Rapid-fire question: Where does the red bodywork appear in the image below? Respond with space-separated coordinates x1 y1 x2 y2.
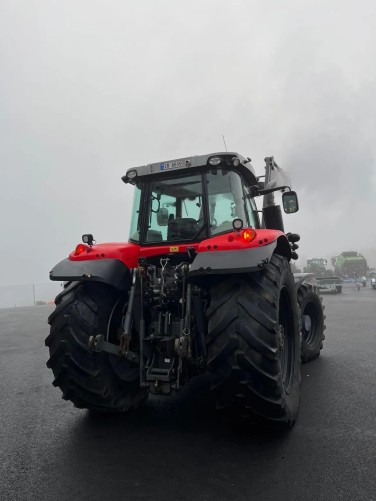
69 229 285 268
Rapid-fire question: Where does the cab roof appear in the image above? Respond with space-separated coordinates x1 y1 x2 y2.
122 152 256 184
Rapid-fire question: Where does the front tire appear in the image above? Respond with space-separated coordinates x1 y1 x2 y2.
297 284 326 363
206 254 301 429
45 282 148 412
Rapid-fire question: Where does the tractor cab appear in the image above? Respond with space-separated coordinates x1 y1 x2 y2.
124 153 271 246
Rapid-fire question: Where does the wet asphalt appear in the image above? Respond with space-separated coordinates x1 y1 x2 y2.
1 283 376 501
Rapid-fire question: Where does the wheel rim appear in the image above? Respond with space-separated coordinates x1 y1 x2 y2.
278 287 295 394
302 302 320 347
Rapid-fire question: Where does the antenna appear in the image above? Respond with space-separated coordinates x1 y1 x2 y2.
222 134 228 152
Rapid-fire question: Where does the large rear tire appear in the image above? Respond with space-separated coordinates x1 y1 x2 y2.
206 254 301 429
297 284 326 363
45 282 148 412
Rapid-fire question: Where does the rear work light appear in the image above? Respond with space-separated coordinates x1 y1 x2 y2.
208 156 222 166
242 228 256 242
127 169 137 179
74 243 88 255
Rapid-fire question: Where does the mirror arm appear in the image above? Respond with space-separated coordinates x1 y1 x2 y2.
251 185 291 197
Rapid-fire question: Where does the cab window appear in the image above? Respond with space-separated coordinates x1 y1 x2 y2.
129 185 142 242
207 170 259 235
146 174 204 243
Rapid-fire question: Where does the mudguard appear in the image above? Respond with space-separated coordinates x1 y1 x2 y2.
293 272 317 289
49 258 131 291
189 241 278 277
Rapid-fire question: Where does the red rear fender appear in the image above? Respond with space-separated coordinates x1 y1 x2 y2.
69 242 140 269
197 228 284 252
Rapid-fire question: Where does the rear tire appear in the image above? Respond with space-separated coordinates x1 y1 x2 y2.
206 254 301 429
45 282 148 412
297 284 326 363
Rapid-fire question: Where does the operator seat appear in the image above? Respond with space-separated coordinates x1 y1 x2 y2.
146 230 163 242
167 218 197 241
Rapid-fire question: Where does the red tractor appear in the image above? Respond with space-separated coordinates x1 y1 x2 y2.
46 153 325 429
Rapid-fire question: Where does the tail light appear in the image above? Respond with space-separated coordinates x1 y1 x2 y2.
242 228 256 242
74 243 88 255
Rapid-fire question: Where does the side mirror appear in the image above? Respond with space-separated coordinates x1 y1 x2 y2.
157 207 169 226
282 191 299 214
151 195 160 213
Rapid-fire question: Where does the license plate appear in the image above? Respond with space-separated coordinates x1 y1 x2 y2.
160 158 191 171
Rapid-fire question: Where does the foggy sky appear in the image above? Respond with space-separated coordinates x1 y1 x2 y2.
1 0 376 288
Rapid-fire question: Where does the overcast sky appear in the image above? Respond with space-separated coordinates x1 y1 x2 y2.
1 0 376 289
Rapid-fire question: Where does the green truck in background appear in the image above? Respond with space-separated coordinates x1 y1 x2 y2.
331 252 368 279
303 258 343 293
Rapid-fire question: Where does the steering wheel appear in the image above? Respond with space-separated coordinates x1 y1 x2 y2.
196 218 217 228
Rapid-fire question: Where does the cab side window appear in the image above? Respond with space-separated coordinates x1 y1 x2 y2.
207 170 259 234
